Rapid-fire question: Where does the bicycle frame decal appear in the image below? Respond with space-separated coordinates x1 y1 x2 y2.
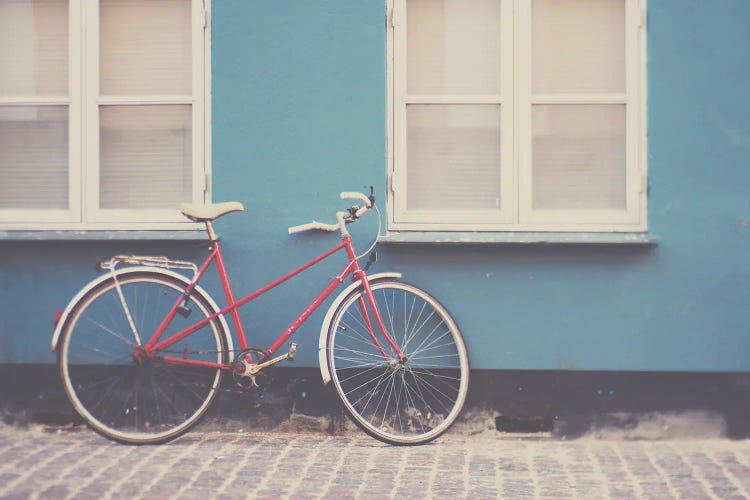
144 236 404 370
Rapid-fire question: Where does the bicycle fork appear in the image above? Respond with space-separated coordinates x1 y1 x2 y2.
355 274 408 364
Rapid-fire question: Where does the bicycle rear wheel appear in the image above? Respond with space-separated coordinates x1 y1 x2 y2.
326 280 469 445
58 271 228 444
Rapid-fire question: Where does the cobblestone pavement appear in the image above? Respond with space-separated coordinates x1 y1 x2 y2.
1 423 749 499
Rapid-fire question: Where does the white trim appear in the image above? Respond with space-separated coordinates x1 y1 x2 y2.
516 0 532 228
202 0 212 204
192 0 206 206
501 0 516 225
0 0 211 231
403 95 504 104
0 0 82 225
96 96 195 104
83 0 99 224
388 221 646 233
519 0 643 228
0 97 71 105
390 0 514 227
0 221 203 231
69 0 83 225
391 0 406 226
86 0 205 225
389 0 648 234
379 231 657 245
386 0 395 231
529 94 629 105
625 0 641 222
639 0 648 227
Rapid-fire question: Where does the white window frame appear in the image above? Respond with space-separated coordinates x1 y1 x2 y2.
0 0 210 231
387 0 648 233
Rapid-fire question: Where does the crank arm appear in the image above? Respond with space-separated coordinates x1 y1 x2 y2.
247 343 297 374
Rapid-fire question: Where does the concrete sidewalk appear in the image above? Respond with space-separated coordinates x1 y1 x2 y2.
1 421 749 499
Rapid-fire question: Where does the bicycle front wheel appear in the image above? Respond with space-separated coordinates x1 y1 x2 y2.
58 271 228 444
326 280 469 445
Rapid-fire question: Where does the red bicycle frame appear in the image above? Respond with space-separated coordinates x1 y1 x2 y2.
135 236 405 370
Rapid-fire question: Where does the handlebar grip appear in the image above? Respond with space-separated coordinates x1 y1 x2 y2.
288 221 340 234
340 191 372 208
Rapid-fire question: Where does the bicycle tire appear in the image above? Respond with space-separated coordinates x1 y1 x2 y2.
326 280 469 445
58 270 228 444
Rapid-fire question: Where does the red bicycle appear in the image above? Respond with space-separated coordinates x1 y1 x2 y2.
51 190 469 445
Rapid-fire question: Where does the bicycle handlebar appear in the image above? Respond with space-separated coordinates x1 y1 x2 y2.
340 191 372 207
287 221 340 234
288 191 374 236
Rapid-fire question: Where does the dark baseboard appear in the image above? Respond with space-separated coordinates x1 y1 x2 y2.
2 364 748 438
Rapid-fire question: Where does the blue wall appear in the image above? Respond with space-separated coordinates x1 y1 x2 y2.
1 0 749 371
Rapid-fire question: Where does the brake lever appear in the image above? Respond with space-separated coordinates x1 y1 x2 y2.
345 206 360 222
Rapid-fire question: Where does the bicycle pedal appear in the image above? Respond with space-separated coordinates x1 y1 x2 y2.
288 343 297 361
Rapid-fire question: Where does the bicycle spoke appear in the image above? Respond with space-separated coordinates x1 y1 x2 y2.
336 363 388 385
410 339 459 358
408 367 462 382
100 376 130 426
88 372 128 418
404 313 441 354
407 370 456 415
380 289 396 345
409 353 462 366
403 302 429 351
400 374 428 434
332 344 387 361
80 316 136 349
404 293 421 337
333 357 386 370
150 374 193 427
328 281 468 445
149 378 164 428
377 372 398 430
340 314 373 342
336 330 389 357
347 368 392 410
394 374 406 433
71 343 131 364
158 367 213 404
60 272 226 443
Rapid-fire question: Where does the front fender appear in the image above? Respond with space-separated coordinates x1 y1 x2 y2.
318 272 401 384
51 267 234 361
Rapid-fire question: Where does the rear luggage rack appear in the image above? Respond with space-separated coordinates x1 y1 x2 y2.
98 254 198 279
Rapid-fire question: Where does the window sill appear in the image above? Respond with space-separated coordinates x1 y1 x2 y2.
378 232 658 245
0 230 208 241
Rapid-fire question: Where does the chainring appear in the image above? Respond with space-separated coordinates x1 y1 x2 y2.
231 348 273 391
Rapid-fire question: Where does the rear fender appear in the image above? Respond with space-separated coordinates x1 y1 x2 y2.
51 267 234 361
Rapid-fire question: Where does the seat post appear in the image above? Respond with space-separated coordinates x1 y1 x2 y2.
205 220 218 241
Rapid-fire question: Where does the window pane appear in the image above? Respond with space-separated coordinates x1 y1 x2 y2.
0 0 68 96
100 0 192 95
0 106 68 209
532 0 625 94
407 0 502 95
532 105 625 210
100 105 191 209
407 105 501 210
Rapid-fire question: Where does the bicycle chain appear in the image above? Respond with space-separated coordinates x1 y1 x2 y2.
158 348 247 356
157 348 273 394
